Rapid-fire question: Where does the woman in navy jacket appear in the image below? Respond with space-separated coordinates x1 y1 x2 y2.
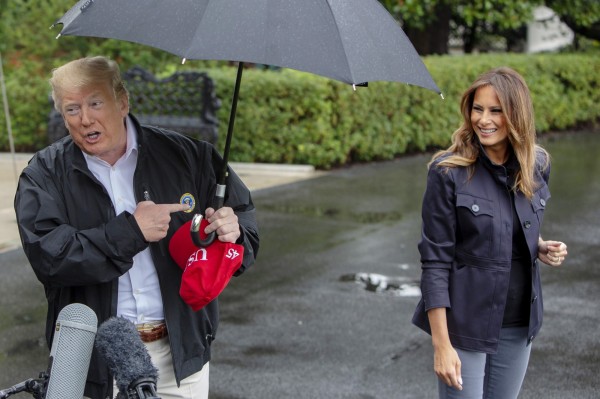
412 67 568 398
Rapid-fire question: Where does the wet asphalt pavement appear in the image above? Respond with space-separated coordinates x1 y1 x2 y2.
1 131 599 398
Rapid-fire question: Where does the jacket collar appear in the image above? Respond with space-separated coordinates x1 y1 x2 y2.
476 138 519 188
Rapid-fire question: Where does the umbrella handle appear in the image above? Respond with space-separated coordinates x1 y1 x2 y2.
190 186 225 247
191 63 242 248
190 214 212 247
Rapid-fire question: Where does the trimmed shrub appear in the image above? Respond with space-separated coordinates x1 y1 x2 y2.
1 53 599 168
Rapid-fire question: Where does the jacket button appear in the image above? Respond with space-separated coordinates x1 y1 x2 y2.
471 204 480 213
523 221 531 229
531 295 538 303
540 199 546 207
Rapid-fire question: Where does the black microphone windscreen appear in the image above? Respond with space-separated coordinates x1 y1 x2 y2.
95 317 159 394
45 303 98 399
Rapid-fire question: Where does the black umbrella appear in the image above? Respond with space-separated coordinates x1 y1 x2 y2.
53 0 442 246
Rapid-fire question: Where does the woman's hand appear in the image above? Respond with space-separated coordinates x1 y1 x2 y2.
427 308 463 390
538 238 568 267
433 342 463 390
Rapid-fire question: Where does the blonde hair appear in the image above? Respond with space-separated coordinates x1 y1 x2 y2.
50 56 128 112
431 67 549 199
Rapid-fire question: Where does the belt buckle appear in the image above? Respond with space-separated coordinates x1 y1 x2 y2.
136 321 167 343
136 321 164 333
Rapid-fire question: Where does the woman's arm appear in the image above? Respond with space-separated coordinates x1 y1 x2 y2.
428 307 463 390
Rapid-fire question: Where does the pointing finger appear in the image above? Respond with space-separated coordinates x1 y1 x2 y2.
164 203 192 213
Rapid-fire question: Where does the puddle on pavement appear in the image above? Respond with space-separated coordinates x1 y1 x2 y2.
261 203 403 224
340 271 421 297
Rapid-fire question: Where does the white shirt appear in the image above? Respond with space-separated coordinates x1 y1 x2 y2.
83 116 164 324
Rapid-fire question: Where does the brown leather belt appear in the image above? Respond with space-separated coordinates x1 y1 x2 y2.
136 322 168 343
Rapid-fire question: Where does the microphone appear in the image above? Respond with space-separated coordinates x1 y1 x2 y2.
95 317 160 399
45 303 98 399
0 303 97 399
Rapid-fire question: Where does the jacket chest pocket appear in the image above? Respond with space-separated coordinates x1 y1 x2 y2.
456 193 495 256
532 185 550 225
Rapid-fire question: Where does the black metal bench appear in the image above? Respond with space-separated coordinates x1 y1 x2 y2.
47 66 221 144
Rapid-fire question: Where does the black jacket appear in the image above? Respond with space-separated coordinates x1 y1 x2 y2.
412 149 550 353
14 115 259 399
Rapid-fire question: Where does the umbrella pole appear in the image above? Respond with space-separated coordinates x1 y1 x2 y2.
191 62 244 248
219 62 244 185
214 61 244 209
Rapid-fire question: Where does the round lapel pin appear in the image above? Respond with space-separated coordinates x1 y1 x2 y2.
180 193 196 213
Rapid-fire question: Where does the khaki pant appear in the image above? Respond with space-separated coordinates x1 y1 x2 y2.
142 336 209 399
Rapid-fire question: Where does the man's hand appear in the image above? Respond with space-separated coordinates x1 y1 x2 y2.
204 207 240 244
134 201 190 242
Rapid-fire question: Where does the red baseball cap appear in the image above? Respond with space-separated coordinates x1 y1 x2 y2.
169 219 244 311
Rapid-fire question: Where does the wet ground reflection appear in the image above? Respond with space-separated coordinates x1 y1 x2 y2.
260 203 404 224
1 130 599 399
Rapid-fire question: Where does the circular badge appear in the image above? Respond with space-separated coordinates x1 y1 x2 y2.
180 193 196 213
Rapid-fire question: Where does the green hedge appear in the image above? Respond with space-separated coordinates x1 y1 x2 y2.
206 53 599 168
1 53 599 168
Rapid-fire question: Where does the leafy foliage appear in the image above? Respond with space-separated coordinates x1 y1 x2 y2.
380 0 599 53
382 0 537 30
545 0 600 28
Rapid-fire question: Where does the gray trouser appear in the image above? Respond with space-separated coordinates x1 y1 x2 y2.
438 327 532 399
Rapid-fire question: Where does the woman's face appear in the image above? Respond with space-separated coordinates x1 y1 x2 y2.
470 85 509 162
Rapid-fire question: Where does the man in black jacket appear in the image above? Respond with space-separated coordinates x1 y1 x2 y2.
14 56 259 399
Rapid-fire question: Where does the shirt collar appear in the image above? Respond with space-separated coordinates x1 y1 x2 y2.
124 115 138 158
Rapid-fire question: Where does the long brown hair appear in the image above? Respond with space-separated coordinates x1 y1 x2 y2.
431 67 548 199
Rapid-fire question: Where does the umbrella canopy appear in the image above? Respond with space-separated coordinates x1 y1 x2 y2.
54 0 440 93
53 0 442 246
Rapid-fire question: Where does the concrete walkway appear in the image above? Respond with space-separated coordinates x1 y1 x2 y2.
0 152 31 253
0 152 323 253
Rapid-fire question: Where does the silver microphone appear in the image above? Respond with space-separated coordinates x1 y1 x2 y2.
45 303 98 399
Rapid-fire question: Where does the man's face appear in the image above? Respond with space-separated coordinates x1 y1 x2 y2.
60 82 129 165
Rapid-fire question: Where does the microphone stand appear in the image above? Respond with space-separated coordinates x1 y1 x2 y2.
0 372 48 399
115 377 160 399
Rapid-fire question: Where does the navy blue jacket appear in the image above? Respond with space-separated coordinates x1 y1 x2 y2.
412 149 550 354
